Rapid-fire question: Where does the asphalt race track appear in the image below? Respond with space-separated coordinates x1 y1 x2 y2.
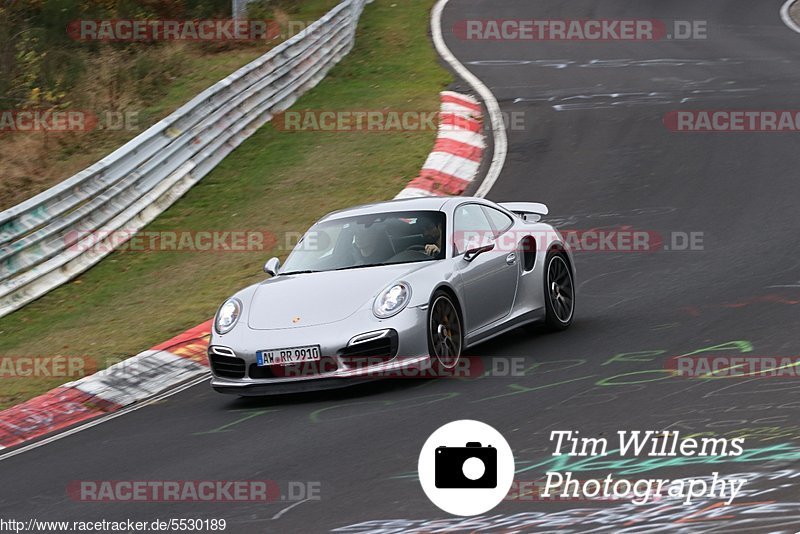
3 1 800 532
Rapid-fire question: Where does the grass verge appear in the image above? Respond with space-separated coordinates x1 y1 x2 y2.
0 0 452 409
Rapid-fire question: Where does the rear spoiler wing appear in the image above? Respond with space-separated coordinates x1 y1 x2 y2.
498 202 549 222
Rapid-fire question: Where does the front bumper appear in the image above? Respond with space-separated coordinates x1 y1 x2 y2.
208 306 432 395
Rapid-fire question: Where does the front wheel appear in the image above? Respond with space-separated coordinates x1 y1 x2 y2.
427 290 463 370
543 250 575 330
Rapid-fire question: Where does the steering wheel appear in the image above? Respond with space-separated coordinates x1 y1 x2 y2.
408 244 427 251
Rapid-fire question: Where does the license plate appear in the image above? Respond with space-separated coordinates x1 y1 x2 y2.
257 345 321 366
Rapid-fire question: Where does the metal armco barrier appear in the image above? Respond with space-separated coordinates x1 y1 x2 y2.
0 0 372 318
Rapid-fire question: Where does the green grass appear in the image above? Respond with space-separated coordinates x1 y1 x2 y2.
0 0 452 409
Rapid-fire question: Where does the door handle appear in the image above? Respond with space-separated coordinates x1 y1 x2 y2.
506 252 517 265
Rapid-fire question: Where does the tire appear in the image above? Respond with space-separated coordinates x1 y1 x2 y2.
427 290 464 371
543 250 575 330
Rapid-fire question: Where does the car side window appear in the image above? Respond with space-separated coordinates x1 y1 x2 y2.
482 206 514 238
454 204 494 255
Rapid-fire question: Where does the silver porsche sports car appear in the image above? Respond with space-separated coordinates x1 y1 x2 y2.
209 196 575 395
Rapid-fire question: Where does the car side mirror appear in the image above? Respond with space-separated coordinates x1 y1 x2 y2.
264 257 281 276
463 243 495 262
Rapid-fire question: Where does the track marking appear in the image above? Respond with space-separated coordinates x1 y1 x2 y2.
0 374 210 462
781 0 800 33
271 497 314 520
431 0 507 197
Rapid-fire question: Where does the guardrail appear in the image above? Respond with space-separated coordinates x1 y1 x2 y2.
0 0 371 318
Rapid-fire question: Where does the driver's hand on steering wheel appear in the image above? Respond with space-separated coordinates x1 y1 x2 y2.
424 244 440 256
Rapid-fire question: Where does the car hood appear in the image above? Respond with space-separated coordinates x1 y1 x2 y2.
246 263 430 330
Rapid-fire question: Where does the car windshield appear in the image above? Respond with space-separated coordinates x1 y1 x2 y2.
280 210 446 274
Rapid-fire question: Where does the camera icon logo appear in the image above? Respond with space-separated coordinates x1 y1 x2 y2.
435 442 497 488
418 420 515 516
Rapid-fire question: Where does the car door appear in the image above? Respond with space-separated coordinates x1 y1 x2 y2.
453 203 518 333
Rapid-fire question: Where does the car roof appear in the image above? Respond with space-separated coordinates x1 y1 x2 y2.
319 196 482 222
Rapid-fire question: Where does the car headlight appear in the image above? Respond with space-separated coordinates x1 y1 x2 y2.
215 298 242 334
373 282 411 319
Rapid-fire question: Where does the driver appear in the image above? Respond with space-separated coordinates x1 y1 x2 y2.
421 219 443 258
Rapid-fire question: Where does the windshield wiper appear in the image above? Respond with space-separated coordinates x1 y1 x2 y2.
286 261 423 274
333 263 394 271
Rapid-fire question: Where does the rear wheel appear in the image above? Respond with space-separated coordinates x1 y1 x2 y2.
544 250 575 330
427 290 463 370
